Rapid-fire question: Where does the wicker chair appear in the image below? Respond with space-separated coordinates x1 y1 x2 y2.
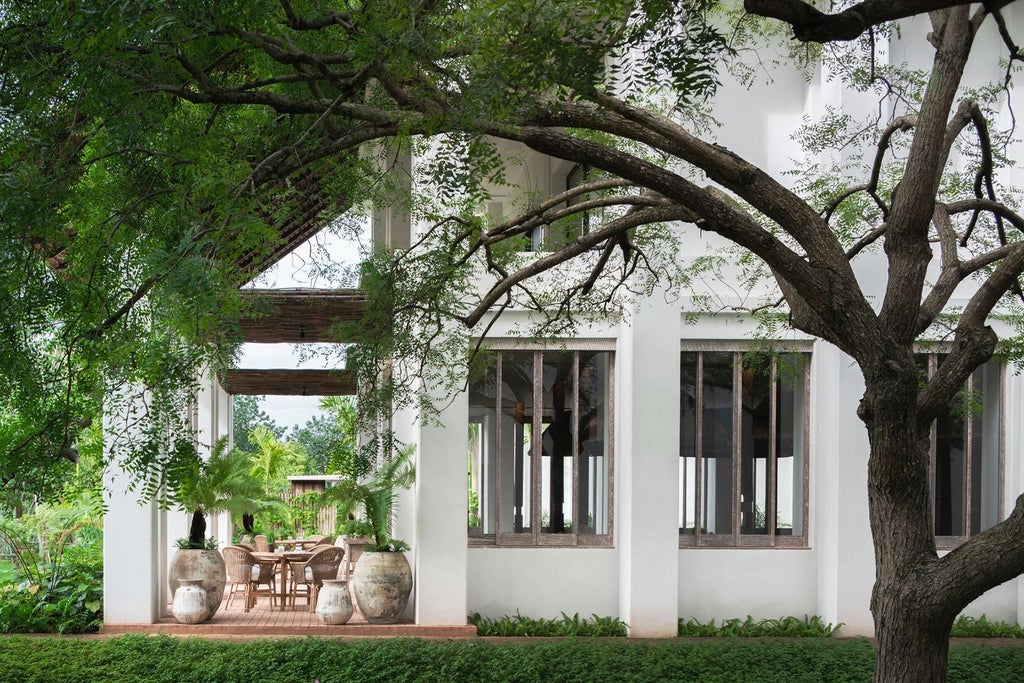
253 534 269 552
223 545 277 612
288 545 344 612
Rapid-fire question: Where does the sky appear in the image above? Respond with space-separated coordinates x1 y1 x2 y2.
236 223 365 431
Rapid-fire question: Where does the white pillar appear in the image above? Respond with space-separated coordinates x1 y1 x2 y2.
194 373 232 545
412 382 470 625
102 392 164 624
618 291 681 637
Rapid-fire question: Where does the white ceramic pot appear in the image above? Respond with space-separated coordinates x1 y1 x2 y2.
172 579 208 625
352 551 412 625
168 549 226 621
316 579 354 625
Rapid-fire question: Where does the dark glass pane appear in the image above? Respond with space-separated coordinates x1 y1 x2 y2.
702 352 734 536
740 355 771 535
775 354 805 535
467 358 497 534
541 352 574 533
971 360 1000 535
578 351 610 535
498 352 534 534
935 356 967 537
680 352 698 534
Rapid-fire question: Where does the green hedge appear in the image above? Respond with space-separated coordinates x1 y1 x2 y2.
0 635 1020 683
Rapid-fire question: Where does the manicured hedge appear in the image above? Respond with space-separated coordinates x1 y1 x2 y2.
0 635 1019 683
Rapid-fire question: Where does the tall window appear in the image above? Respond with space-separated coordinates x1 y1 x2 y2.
917 354 1002 546
679 350 809 547
527 163 594 251
468 349 613 546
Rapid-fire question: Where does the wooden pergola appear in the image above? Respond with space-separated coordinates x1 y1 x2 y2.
220 288 366 397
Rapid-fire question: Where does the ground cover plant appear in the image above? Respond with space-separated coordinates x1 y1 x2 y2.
0 635 1020 683
469 611 628 637
951 615 1024 639
678 615 842 638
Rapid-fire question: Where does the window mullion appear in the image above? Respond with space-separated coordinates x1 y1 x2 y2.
494 353 504 538
732 352 741 546
531 351 542 542
928 354 937 535
571 353 580 539
768 357 778 546
964 370 973 537
695 352 704 545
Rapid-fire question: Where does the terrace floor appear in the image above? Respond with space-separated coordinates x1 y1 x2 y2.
100 583 476 638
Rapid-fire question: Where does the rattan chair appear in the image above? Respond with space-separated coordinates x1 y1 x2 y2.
253 534 269 552
223 545 277 612
288 545 344 612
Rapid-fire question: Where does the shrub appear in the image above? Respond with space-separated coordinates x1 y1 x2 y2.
951 615 1024 638
469 611 628 637
0 522 103 634
678 615 842 638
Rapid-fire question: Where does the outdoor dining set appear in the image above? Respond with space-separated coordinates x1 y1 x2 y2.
221 534 353 613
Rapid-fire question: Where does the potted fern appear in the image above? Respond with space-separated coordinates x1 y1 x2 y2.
165 437 276 621
326 443 415 624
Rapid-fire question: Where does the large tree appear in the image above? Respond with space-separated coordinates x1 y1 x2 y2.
4 1 1024 680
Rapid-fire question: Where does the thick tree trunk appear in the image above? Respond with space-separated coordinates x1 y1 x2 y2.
188 509 207 548
862 359 953 683
873 593 951 682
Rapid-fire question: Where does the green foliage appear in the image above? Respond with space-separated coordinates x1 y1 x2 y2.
677 615 843 638
321 443 415 552
0 518 102 634
246 425 307 496
231 396 283 455
164 437 280 548
469 611 628 637
0 634 1017 682
951 614 1024 638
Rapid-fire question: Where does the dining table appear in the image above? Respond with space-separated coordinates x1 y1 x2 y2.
253 550 313 610
274 538 321 551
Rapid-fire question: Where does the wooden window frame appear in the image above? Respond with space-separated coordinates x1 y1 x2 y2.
679 344 811 549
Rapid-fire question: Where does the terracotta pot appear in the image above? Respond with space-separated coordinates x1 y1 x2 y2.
168 548 226 621
352 551 412 624
316 579 354 625
172 579 208 624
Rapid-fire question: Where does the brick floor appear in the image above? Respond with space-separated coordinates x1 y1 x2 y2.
100 584 476 638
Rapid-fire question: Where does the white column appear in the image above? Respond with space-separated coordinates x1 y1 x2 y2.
813 342 842 630
102 392 164 624
412 380 470 625
194 373 232 545
618 291 681 637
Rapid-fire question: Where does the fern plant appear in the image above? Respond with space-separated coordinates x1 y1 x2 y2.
323 444 415 552
166 437 280 549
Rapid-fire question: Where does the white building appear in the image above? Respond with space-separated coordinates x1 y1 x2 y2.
103 11 1024 637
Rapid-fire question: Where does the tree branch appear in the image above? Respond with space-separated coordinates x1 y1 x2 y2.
744 0 984 43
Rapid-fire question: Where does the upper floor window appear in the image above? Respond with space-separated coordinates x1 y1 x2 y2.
680 349 809 548
468 348 613 546
917 354 1002 547
526 163 595 252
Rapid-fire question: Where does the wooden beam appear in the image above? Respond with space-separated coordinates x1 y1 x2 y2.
236 288 366 343
218 369 357 396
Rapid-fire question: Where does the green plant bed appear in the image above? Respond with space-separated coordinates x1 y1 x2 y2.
0 635 1020 683
678 615 842 638
951 615 1024 638
469 611 628 637
0 560 17 584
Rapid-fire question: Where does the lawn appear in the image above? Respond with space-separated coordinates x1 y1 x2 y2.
0 636 1020 683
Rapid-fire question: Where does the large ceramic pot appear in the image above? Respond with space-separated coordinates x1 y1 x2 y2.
168 548 226 621
352 551 412 624
316 579 354 625
171 578 208 625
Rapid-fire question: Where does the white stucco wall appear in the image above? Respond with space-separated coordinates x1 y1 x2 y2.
467 548 620 618
678 549 819 621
